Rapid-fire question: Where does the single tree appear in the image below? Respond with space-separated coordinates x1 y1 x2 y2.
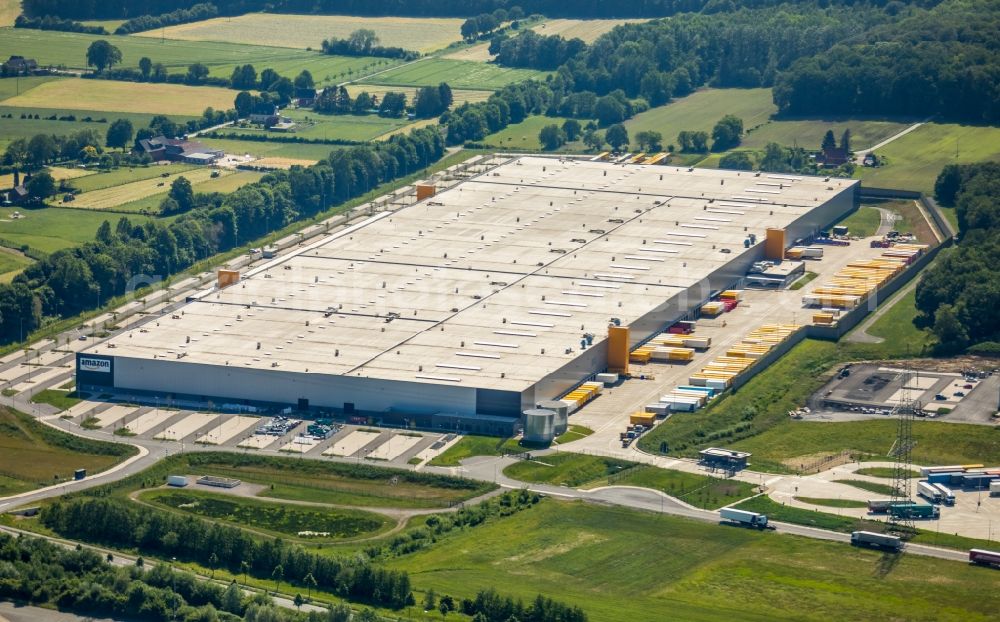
635 130 663 152
605 124 629 151
86 40 122 72
538 124 566 150
821 129 837 151
582 129 604 151
294 70 315 97
719 151 755 171
208 552 219 579
711 115 744 151
304 572 317 599
561 119 582 141
423 588 437 611
168 176 195 213
271 564 284 594
378 92 407 118
138 56 152 80
840 128 852 153
438 83 453 109
240 560 251 586
136 556 145 568
294 593 304 610
105 118 133 152
106 552 114 563
25 171 54 201
186 63 209 85
347 29 379 54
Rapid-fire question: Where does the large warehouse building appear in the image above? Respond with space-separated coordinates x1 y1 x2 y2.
77 156 857 432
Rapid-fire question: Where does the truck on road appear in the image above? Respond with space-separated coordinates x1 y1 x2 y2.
889 502 940 519
969 549 1000 568
851 531 903 552
720 508 774 530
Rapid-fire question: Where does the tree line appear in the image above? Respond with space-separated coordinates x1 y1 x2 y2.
21 0 941 21
0 126 445 344
114 2 219 35
42 496 416 610
14 13 107 34
915 163 1000 354
321 29 418 60
0 530 393 621
773 0 1000 122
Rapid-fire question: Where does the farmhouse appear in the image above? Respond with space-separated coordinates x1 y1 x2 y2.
136 136 223 164
77 156 857 432
1 56 38 76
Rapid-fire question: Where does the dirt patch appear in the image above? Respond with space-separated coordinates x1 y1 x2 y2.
886 356 999 374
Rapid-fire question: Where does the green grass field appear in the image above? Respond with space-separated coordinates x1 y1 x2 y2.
198 137 338 161
624 88 776 145
360 58 547 90
555 425 593 445
0 406 136 496
742 118 911 151
504 453 636 488
856 467 919 478
133 455 497 510
481 114 577 150
230 110 413 142
140 488 392 540
0 27 387 86
795 496 869 508
0 205 158 254
428 435 511 467
0 248 31 283
68 164 199 193
836 206 882 237
29 389 83 411
389 498 1000 622
0 105 195 151
865 288 935 350
141 13 465 54
603 465 756 510
832 479 898 496
856 122 1000 193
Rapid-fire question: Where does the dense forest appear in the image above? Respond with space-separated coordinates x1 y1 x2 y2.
0 126 445 344
21 0 942 21
773 0 1000 121
915 163 1000 354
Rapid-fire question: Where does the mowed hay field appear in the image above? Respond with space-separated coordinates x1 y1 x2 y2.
624 88 777 140
531 18 648 43
0 166 93 190
360 58 547 90
0 248 31 284
4 79 237 116
0 0 18 27
140 13 465 54
742 118 912 151
69 168 229 210
855 122 1000 193
390 499 1000 622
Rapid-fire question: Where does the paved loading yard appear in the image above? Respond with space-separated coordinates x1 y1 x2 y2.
568 231 902 454
819 364 986 416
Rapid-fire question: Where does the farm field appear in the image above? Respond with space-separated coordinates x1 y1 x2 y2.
0 166 93 191
141 13 465 54
4 79 237 116
481 115 578 150
0 76 63 101
0 205 157 253
0 0 17 27
67 164 198 194
140 489 392 540
624 88 777 143
855 122 1000 193
531 18 647 43
0 248 31 283
198 137 338 161
68 168 254 212
0 27 387 84
0 406 135 496
344 84 493 106
741 118 912 151
79 19 127 32
0 105 196 151
390 499 1000 622
360 58 547 90
239 109 413 142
